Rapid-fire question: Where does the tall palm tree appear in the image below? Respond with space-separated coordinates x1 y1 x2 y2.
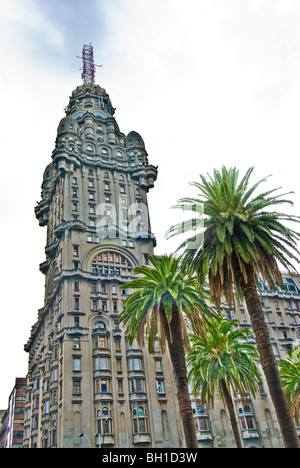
167 166 300 448
119 254 215 448
188 316 262 448
279 347 300 426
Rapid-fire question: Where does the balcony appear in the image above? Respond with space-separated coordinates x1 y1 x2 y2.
241 429 260 440
196 430 213 441
133 433 151 444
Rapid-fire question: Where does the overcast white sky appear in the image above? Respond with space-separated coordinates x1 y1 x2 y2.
0 0 300 408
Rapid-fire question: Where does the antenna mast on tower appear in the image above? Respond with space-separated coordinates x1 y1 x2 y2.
77 43 102 84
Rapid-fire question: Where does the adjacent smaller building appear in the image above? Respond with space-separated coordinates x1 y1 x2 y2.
0 378 27 448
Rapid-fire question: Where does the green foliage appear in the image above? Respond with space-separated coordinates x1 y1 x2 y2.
187 315 262 408
167 166 300 306
279 347 300 424
119 254 215 354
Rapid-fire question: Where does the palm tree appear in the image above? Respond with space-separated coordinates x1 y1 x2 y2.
187 316 262 448
119 254 215 448
279 347 300 426
167 166 300 448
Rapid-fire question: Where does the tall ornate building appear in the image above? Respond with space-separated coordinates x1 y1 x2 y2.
23 45 183 448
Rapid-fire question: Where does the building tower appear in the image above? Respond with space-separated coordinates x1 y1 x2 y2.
23 45 183 448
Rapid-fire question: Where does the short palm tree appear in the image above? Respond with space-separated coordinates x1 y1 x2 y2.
119 254 214 448
279 347 300 425
188 316 262 448
167 166 300 448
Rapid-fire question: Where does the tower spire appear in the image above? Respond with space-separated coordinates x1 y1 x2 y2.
76 43 102 84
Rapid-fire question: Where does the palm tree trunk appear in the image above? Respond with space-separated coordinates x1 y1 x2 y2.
221 378 243 448
165 304 198 448
168 339 198 448
235 262 300 448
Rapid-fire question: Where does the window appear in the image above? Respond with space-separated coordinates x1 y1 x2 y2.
239 406 255 430
44 379 50 392
73 245 79 257
155 360 162 372
104 183 110 191
89 206 96 214
94 336 107 349
43 400 50 414
88 179 94 187
72 203 78 212
95 379 110 393
94 357 109 371
74 317 80 327
120 185 125 193
73 358 81 371
132 404 148 434
277 312 284 325
91 299 98 311
96 407 112 434
94 321 107 331
52 390 57 404
130 379 145 393
72 190 78 197
128 358 142 371
53 368 58 381
74 281 80 291
73 379 81 394
51 421 57 446
72 177 78 184
73 337 80 349
74 297 79 310
197 417 208 431
156 380 165 394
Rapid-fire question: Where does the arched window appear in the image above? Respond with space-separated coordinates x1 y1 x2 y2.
132 403 148 434
94 321 107 331
96 406 112 435
91 250 134 278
